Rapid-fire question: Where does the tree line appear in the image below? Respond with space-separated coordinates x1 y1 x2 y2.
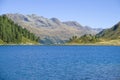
69 34 100 43
0 15 39 43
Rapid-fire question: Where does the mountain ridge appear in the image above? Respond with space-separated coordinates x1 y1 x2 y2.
5 13 102 44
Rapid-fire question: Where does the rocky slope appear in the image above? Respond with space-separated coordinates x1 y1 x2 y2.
6 13 102 44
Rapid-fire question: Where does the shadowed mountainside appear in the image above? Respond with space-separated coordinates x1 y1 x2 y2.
97 22 120 39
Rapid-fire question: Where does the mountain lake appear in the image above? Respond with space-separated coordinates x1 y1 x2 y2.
0 45 120 80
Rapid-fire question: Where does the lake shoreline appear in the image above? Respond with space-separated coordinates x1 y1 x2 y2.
0 44 120 46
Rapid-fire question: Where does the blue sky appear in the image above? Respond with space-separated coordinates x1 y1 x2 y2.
0 0 120 28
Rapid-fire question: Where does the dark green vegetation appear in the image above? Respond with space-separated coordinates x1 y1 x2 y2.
0 15 39 44
97 22 120 39
68 34 99 43
68 22 120 45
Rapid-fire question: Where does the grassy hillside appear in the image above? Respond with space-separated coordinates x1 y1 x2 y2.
0 39 5 44
0 15 39 45
97 22 120 39
67 22 120 45
67 39 120 46
96 39 120 45
0 37 39 45
21 37 39 45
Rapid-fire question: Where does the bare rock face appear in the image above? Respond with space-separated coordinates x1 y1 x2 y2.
6 13 102 44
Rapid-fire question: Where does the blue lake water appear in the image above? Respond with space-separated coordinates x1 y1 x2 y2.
0 46 120 80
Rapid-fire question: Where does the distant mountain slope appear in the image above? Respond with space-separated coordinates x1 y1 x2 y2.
97 22 120 39
0 15 39 44
6 13 102 44
67 22 120 45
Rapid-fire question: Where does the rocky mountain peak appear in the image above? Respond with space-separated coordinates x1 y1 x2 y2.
50 18 61 25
